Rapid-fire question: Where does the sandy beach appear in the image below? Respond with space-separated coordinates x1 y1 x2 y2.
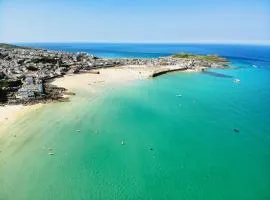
52 65 197 91
52 66 154 91
0 104 43 135
0 65 194 129
0 66 145 130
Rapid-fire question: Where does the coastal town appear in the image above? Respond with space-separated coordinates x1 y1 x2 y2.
0 43 229 106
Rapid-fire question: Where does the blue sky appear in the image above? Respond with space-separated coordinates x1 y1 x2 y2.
0 0 269 43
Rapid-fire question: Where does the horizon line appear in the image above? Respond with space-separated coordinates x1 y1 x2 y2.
3 40 270 46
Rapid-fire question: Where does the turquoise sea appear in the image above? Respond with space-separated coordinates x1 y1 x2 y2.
1 43 270 200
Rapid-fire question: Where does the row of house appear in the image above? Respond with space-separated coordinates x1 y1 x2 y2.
15 77 44 100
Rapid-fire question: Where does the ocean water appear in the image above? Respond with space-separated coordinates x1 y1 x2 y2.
1 44 270 200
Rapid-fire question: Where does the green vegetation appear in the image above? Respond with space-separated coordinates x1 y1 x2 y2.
0 79 22 88
0 43 32 49
0 88 7 103
32 57 58 64
0 79 22 103
172 52 226 62
26 65 39 71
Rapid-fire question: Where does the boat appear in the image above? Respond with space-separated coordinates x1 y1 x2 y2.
233 79 240 84
233 128 240 133
252 65 257 68
176 94 182 97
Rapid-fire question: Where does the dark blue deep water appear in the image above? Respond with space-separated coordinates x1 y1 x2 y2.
17 43 270 62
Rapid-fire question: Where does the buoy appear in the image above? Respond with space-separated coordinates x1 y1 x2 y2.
121 140 125 145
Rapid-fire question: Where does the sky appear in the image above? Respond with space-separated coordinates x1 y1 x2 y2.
0 0 269 43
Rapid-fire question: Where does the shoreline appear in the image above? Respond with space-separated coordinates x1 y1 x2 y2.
0 65 198 127
1 44 229 106
0 103 43 136
51 65 200 91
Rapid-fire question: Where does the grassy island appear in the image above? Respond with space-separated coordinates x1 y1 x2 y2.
172 52 227 62
0 43 32 49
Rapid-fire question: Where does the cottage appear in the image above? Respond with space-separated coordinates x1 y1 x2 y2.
25 76 34 85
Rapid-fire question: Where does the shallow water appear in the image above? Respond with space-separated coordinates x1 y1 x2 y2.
1 44 270 199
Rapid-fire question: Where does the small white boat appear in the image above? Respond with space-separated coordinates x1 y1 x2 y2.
176 94 182 97
252 65 257 68
233 79 240 84
76 130 81 132
121 141 125 145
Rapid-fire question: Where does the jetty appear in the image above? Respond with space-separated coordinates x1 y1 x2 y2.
152 67 188 77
